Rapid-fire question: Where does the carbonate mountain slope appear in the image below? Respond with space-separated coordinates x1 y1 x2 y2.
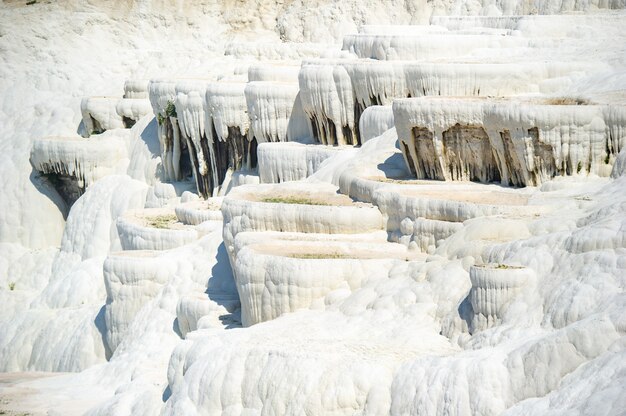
0 1 625 415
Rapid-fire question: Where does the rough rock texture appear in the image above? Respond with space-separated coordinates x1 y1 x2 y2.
30 134 129 206
394 98 625 186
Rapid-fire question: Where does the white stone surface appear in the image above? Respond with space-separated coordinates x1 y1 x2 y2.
393 97 625 186
245 81 311 143
80 97 124 136
116 208 200 251
257 142 341 183
30 134 129 190
115 98 152 124
1 3 625 416
123 79 150 99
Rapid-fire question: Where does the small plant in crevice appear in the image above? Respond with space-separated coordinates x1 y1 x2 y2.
494 264 516 269
288 253 348 259
8 282 16 291
261 196 328 206
165 100 177 118
545 97 590 105
147 214 178 229
577 161 583 173
476 263 524 270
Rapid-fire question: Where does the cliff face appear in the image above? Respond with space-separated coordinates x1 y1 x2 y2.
1 0 623 248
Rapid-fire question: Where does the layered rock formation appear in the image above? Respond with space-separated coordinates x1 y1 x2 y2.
5 3 626 416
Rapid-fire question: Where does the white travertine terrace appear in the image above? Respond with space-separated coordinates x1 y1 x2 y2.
231 229 391 254
359 105 394 143
468 264 536 334
148 78 178 118
148 78 185 181
393 97 626 186
247 63 301 82
221 182 385 262
342 33 529 61
235 238 424 326
103 250 175 353
357 24 509 36
176 294 240 337
340 173 545 250
123 79 150 99
30 135 128 203
204 81 251 195
116 208 200 251
244 81 311 144
205 82 250 144
299 59 597 146
174 198 224 225
431 14 626 34
174 79 211 195
298 60 356 145
257 142 341 183
6 4 626 415
115 98 153 128
80 96 124 136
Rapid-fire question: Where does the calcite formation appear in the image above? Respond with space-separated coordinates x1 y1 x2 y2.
148 78 191 182
104 250 175 353
123 79 150 99
468 264 536 333
203 82 252 196
359 105 394 143
116 208 200 251
393 97 625 186
245 81 311 143
8 4 626 416
80 97 125 136
236 238 423 326
174 198 224 225
30 135 128 205
299 59 599 147
257 142 341 183
222 182 385 262
115 98 152 128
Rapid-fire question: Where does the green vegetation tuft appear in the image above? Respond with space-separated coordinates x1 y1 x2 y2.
147 214 178 229
8 282 15 291
577 161 583 173
545 97 589 105
261 196 327 206
288 253 348 259
491 264 524 270
476 263 524 270
165 100 177 118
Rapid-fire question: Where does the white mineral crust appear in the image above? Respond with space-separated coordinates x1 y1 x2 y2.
1 2 625 415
